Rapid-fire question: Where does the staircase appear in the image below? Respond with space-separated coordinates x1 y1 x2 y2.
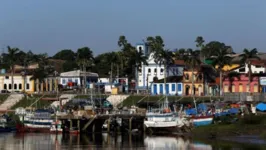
106 95 129 108
51 94 76 108
0 94 24 111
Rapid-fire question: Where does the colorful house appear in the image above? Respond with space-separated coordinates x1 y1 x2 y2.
151 82 182 95
223 74 259 93
183 70 204 96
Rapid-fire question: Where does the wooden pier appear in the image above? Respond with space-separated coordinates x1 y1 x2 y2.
57 112 146 134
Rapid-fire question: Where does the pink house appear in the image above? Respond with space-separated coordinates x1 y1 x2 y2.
223 74 259 93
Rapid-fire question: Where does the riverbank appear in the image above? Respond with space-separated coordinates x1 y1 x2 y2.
192 115 266 140
121 95 223 107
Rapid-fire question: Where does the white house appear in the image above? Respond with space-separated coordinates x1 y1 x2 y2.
235 64 265 74
59 70 98 88
135 43 184 92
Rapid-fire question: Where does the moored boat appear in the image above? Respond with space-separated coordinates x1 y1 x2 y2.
50 120 63 133
0 115 13 133
16 109 54 133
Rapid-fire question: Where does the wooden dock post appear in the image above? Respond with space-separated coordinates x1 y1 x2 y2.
70 119 73 129
129 117 133 133
77 120 80 131
92 123 96 133
107 118 111 133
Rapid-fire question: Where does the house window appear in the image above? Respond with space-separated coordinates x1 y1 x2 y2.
254 84 258 92
138 46 142 51
172 84 176 91
26 83 30 89
75 79 78 83
239 84 243 92
68 79 72 82
14 84 17 90
19 84 22 90
239 68 245 73
5 76 9 79
246 84 249 92
4 84 7 89
224 84 228 93
184 73 189 80
148 68 151 73
160 68 164 74
139 80 141 82
9 84 11 89
260 71 263 74
177 84 182 91
62 79 66 84
138 68 142 74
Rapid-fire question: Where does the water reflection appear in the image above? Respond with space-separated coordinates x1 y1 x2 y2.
144 136 212 150
0 133 265 150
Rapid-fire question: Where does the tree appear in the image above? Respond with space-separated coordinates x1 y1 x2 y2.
146 36 174 98
209 47 232 96
240 48 260 93
176 49 201 98
5 46 20 92
30 53 53 92
195 36 205 61
76 47 94 93
202 41 233 59
53 49 78 72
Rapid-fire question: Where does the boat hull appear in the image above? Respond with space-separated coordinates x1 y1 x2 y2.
16 125 51 133
191 116 213 127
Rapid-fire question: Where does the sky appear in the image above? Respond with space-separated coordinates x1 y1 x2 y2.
0 0 266 56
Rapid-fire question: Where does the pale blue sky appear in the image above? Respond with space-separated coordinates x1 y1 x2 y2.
0 0 265 56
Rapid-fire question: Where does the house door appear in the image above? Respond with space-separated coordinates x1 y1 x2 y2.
166 84 169 95
153 84 157 94
198 85 202 96
160 84 163 94
185 85 190 95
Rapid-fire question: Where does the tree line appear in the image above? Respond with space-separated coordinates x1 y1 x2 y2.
1 36 261 95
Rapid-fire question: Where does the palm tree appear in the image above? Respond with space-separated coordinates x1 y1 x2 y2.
177 49 201 100
240 48 260 94
6 46 20 92
76 47 94 93
30 53 51 93
209 48 232 96
195 36 205 61
146 36 174 100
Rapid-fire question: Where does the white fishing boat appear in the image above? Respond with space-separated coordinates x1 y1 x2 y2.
144 97 191 133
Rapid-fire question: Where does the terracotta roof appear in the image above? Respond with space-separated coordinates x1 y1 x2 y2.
174 60 185 65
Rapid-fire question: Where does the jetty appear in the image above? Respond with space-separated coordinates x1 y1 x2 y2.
56 109 146 134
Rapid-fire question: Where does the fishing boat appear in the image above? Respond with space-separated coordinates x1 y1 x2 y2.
144 97 191 133
185 103 214 127
16 109 54 133
0 115 13 132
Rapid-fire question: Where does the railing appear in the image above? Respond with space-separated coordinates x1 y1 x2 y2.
224 92 266 102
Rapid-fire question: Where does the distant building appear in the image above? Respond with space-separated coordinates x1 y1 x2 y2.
183 70 204 96
223 74 259 93
135 43 184 93
151 76 183 96
59 70 98 88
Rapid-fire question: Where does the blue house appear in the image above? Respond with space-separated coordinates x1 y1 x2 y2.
151 82 183 96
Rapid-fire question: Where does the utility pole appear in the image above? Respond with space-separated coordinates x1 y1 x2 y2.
110 63 113 84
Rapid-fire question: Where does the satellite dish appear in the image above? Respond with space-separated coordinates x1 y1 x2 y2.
15 107 26 115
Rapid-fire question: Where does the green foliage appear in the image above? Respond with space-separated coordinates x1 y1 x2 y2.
53 49 76 61
0 94 9 105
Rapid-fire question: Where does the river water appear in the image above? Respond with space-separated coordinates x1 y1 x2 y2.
0 132 266 150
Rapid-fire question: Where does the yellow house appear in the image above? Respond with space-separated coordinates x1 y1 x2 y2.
183 70 204 96
0 73 35 93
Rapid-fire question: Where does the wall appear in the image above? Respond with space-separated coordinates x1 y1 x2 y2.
235 64 265 74
151 82 182 95
60 77 81 86
138 65 183 88
223 74 259 93
0 75 34 92
182 70 204 96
